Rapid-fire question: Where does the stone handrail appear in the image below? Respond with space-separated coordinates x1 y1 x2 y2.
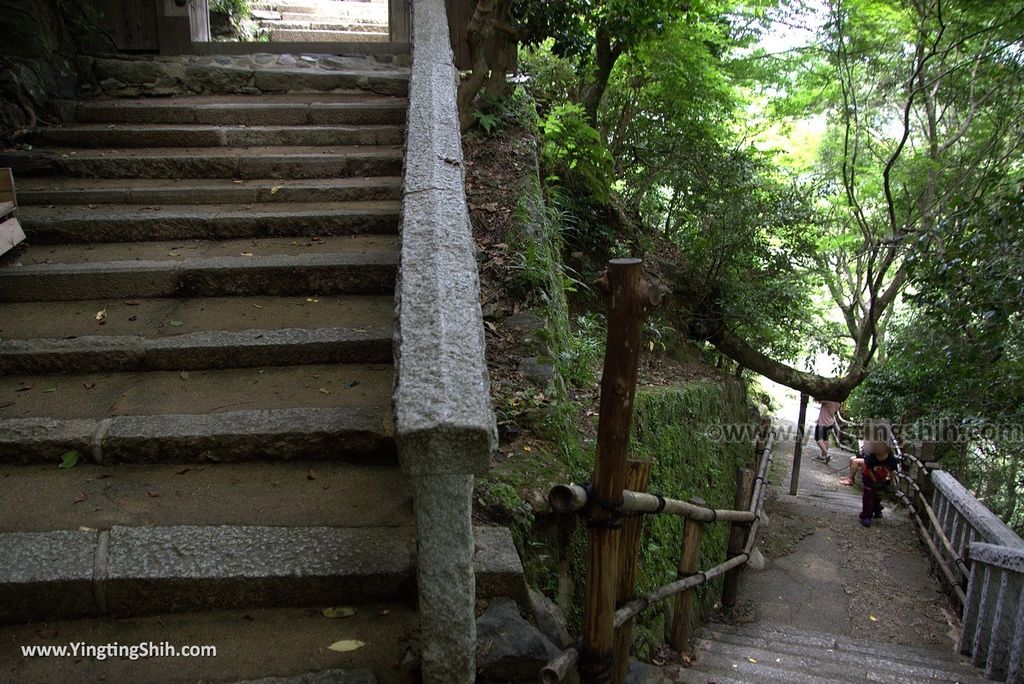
960 543 1024 682
394 0 496 682
927 471 1023 683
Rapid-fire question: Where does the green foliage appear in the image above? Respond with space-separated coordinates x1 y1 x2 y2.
541 103 614 203
211 0 251 17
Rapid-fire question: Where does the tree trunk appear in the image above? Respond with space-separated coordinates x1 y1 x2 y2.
582 28 622 129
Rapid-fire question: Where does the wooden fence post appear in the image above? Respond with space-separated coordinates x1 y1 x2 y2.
611 459 652 684
723 468 755 608
669 497 705 654
789 392 809 496
580 259 655 683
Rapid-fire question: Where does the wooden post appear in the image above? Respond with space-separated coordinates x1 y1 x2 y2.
611 459 652 684
722 468 755 608
580 259 655 684
789 392 809 496
669 497 705 654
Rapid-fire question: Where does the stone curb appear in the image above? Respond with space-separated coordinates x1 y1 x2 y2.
0 406 394 465
0 524 521 624
233 670 377 684
19 202 401 243
17 177 403 207
0 252 397 302
0 325 393 374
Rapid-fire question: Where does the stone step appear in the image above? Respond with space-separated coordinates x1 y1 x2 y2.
263 20 389 32
270 28 390 42
0 294 393 373
698 628 982 683
0 146 404 180
0 235 397 301
254 1 386 14
33 123 403 148
18 201 400 243
69 94 407 125
16 177 402 206
88 56 408 97
1 605 418 683
278 11 387 22
0 363 392 463
0 525 522 623
0 461 412 532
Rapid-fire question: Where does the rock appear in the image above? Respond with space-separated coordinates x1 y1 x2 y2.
476 597 560 683
185 64 252 93
747 546 766 570
527 587 571 649
519 356 556 388
626 660 673 684
504 311 545 334
99 78 126 92
277 54 298 67
252 53 275 65
93 58 167 85
480 302 499 320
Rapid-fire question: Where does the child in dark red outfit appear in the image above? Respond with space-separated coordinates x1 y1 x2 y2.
859 449 899 527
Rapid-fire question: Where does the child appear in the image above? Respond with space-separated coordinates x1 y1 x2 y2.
858 444 900 527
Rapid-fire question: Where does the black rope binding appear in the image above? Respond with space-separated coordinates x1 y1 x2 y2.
583 483 625 529
654 494 666 513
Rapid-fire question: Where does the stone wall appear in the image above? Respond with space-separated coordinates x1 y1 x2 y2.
0 0 79 142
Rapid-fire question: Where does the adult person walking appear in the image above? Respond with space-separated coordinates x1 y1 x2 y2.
813 399 841 464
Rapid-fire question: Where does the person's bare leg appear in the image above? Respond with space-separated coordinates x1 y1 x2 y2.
816 438 829 460
840 457 863 485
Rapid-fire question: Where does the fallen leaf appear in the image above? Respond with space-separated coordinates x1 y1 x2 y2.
95 309 107 322
232 179 243 184
179 371 190 380
252 303 264 309
747 657 757 663
59 450 80 469
128 315 137 322
270 186 281 194
169 320 183 327
240 251 254 257
147 491 160 498
320 606 355 619
327 640 365 653
345 381 360 389
306 298 319 303
307 469 318 480
319 387 331 395
649 340 655 352
73 492 88 504
869 615 878 622
43 387 57 393
168 251 180 257
523 445 532 452
353 328 368 334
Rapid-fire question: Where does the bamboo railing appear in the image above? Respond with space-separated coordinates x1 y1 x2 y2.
541 428 776 683
539 258 775 683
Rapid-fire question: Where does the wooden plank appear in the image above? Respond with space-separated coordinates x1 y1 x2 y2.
0 168 14 205
91 0 160 51
0 217 26 257
190 0 211 42
390 0 410 43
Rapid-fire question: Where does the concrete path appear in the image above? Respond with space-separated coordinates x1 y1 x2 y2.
678 419 983 682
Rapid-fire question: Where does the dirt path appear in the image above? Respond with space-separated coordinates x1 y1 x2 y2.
734 420 961 648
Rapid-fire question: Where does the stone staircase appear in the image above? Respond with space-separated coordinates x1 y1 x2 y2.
251 0 389 43
0 58 519 682
680 622 987 683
